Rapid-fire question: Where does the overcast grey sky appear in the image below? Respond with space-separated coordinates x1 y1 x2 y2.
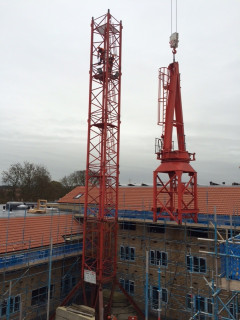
0 0 240 186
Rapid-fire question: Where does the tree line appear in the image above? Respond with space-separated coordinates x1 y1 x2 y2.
0 162 88 203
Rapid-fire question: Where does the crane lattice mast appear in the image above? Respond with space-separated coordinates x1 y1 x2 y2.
153 32 198 224
81 10 122 317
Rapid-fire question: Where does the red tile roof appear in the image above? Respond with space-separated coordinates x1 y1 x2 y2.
0 214 82 254
58 186 240 216
59 187 85 204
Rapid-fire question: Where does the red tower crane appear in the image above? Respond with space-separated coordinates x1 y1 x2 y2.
81 10 122 318
153 33 198 225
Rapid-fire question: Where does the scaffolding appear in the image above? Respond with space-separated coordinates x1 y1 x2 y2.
0 207 83 320
1 197 240 320
116 204 240 320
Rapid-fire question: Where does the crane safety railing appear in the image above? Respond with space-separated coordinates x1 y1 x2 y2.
158 67 170 130
0 242 82 270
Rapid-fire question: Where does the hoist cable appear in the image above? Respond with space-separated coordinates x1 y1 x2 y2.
176 0 178 32
171 0 178 34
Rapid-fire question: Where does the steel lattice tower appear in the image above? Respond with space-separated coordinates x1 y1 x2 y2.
81 10 122 316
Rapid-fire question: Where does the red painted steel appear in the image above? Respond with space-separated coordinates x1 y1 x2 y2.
82 9 122 307
153 62 198 224
117 281 145 319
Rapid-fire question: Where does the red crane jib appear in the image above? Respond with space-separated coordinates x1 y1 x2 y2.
153 61 199 225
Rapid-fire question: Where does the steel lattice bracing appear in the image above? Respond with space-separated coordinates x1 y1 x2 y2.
82 10 122 309
153 62 198 224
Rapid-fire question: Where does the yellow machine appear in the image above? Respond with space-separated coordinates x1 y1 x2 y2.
28 199 47 214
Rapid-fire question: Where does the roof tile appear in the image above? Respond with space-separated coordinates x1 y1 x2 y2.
58 186 240 216
0 214 82 254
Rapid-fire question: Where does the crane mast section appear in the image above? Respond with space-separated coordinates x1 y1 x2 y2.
82 11 122 289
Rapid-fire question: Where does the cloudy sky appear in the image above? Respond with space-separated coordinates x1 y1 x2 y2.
0 0 240 186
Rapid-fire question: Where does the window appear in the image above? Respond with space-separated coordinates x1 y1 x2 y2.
150 250 168 267
119 278 134 295
206 298 213 314
162 288 168 303
193 295 212 315
150 286 168 310
195 296 205 312
120 222 136 230
120 246 135 261
74 193 83 199
186 294 192 310
61 275 77 297
187 228 208 238
151 286 159 310
186 255 206 273
31 285 54 306
230 302 240 318
0 295 20 317
228 229 239 239
148 224 165 234
120 246 125 260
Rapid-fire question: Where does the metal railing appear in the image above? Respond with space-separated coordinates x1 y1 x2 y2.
0 242 82 270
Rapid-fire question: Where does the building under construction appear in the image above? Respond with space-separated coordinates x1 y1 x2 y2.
1 186 240 320
59 185 240 320
1 8 240 320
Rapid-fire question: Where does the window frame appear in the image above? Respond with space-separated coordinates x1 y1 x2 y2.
150 286 168 311
120 222 136 230
150 250 168 267
73 193 83 199
194 295 213 315
148 224 165 234
120 245 125 260
61 274 77 297
120 245 135 262
186 293 192 310
230 302 240 318
31 285 54 306
186 255 206 274
0 294 21 317
119 278 135 295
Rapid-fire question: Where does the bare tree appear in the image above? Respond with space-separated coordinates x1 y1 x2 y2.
2 163 22 200
60 170 98 191
2 162 52 201
60 170 85 191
